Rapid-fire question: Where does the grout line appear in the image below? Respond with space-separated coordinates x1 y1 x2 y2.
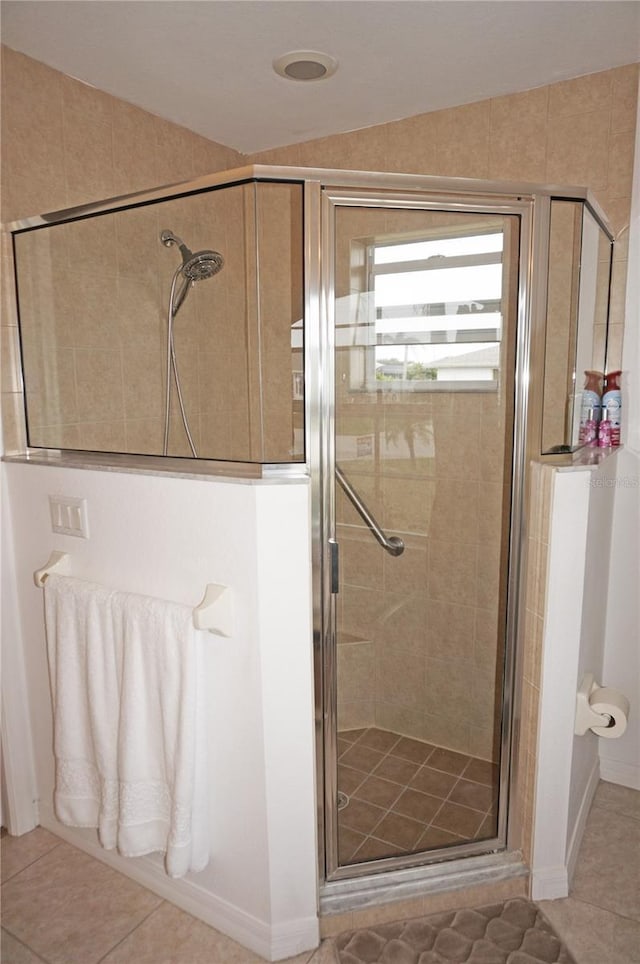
0 839 64 885
94 900 166 964
1 929 51 964
341 728 497 861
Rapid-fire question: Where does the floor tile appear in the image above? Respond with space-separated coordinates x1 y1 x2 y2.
570 804 640 921
340 798 386 836
351 836 399 861
392 787 442 824
1 929 46 964
339 743 385 774
410 765 457 799
431 801 485 838
1 827 61 883
2 841 162 964
358 728 400 753
447 778 494 812
307 939 338 962
338 826 366 863
338 765 367 795
594 779 640 821
392 736 435 765
372 811 424 850
540 896 640 964
462 758 499 787
352 775 403 809
101 901 316 963
427 747 471 776
414 826 462 850
372 754 420 786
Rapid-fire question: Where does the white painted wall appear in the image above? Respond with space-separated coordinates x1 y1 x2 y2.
531 455 619 900
1 461 318 961
600 79 640 791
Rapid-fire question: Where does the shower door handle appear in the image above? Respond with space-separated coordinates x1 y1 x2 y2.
329 539 339 594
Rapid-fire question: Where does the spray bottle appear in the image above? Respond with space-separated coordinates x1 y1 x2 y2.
579 371 603 445
602 370 622 447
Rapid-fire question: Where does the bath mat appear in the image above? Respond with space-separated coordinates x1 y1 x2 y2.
334 898 576 963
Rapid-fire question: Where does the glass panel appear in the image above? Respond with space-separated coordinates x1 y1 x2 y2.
541 200 612 455
14 180 304 463
333 206 519 868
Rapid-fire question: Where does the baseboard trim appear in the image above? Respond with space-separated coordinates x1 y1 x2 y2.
38 807 319 962
530 865 569 901
599 757 640 790
566 757 600 887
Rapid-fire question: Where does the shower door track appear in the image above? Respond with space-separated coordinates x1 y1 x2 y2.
305 176 545 900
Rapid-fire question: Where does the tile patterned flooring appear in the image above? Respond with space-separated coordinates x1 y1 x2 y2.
1 780 638 963
337 727 498 863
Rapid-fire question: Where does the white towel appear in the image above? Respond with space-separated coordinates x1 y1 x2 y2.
43 573 209 877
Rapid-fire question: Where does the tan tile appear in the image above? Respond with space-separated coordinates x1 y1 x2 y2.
0 929 45 964
2 842 161 964
433 101 491 178
410 766 457 799
101 901 278 964
548 69 613 117
339 742 385 775
62 75 115 207
546 110 610 191
350 834 400 862
448 778 494 813
463 758 499 787
594 780 640 821
350 895 426 930
373 754 421 787
608 131 636 200
75 348 124 422
338 826 367 864
358 728 400 753
611 63 640 133
392 736 435 766
392 788 442 825
428 540 477 604
112 102 161 196
338 764 367 796
340 797 386 836
489 87 549 182
1 827 61 883
571 805 640 920
431 801 485 838
539 896 640 964
375 648 426 714
415 825 462 850
319 911 354 939
352 774 403 810
384 112 439 174
426 600 475 663
428 747 471 776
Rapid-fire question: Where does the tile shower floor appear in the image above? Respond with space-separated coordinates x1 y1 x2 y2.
337 727 498 863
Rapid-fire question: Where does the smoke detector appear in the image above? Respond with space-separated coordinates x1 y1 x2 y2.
273 50 338 82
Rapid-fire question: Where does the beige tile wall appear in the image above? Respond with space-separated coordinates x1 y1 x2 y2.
0 45 243 455
1 47 302 462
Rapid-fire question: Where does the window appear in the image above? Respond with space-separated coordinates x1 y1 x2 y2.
352 229 505 391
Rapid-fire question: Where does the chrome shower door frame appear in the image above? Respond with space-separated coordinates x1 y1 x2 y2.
305 177 538 889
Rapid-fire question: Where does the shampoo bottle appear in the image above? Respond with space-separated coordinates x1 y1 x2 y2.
579 371 603 444
602 370 622 446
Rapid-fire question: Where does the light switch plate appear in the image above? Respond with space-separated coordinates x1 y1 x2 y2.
49 496 89 538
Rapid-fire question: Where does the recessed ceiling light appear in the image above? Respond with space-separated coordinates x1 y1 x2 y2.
273 50 338 82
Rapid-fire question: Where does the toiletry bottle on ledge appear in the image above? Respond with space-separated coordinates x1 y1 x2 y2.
598 408 612 448
583 408 598 446
579 370 603 444
602 370 622 446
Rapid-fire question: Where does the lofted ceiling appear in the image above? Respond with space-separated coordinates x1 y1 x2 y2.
1 0 639 154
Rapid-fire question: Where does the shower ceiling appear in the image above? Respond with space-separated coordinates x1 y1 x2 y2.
1 0 638 153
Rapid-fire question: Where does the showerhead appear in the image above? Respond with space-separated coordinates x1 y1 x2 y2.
160 229 224 281
182 249 224 281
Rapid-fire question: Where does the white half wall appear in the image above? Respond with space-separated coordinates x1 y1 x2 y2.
531 455 619 900
1 461 319 961
600 77 640 792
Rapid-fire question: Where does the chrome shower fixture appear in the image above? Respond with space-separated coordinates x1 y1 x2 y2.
160 229 224 281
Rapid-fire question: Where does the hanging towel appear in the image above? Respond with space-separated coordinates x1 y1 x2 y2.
43 573 209 878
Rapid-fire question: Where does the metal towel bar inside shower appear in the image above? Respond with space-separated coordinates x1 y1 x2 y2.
335 467 404 556
33 551 233 636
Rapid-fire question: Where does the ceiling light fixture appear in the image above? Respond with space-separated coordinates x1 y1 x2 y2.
273 50 338 82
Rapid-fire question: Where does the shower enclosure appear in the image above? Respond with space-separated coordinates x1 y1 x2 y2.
7 166 613 899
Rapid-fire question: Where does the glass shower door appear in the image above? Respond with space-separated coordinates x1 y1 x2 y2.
328 199 520 874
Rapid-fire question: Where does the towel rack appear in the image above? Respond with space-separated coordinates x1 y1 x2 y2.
34 551 233 636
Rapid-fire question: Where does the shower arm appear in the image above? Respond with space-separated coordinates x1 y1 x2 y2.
335 466 404 556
